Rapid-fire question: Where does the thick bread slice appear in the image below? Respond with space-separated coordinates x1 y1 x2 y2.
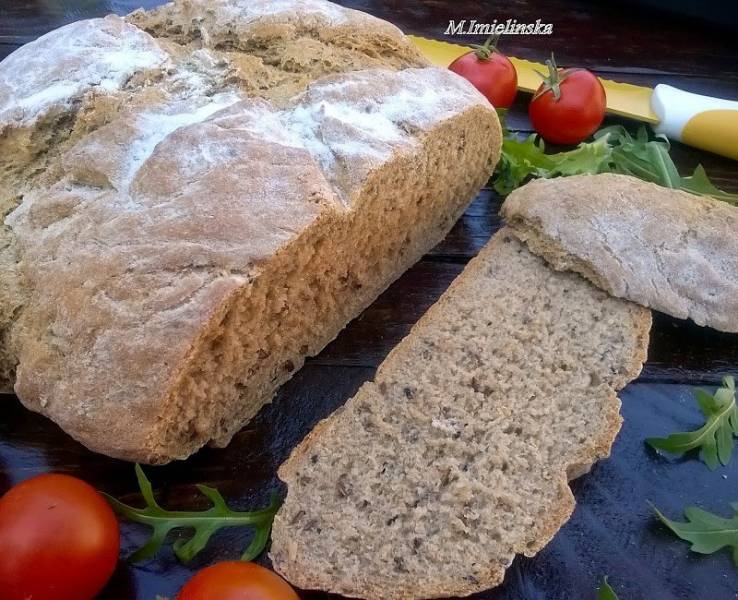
501 173 738 332
271 230 650 599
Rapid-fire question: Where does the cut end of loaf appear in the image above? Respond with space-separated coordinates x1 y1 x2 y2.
146 104 502 463
270 231 650 599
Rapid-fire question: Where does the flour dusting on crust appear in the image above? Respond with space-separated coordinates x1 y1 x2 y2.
124 93 243 189
0 15 168 128
285 68 488 198
200 0 352 25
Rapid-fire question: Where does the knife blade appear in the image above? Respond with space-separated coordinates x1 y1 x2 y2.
409 35 738 160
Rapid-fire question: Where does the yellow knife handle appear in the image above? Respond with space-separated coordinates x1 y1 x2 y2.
652 85 738 160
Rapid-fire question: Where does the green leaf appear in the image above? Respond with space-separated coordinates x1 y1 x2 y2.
491 133 610 195
646 375 738 469
681 165 738 205
597 576 620 600
653 502 738 566
103 464 282 563
645 141 681 188
492 120 738 203
550 135 612 176
492 134 555 195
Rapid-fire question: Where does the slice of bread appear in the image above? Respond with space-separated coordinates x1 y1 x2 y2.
270 230 650 599
501 173 738 332
0 0 501 463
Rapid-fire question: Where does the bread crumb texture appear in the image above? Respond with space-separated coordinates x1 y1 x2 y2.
502 173 738 332
0 0 502 461
271 231 650 599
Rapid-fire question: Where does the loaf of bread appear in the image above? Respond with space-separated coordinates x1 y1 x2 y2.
0 0 431 393
270 230 651 599
502 173 738 332
0 0 502 462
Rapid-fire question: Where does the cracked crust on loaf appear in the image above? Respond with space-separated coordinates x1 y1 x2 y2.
271 230 651 599
0 0 502 461
501 173 738 332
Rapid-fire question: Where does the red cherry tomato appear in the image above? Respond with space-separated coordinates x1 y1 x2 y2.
177 561 299 600
528 55 606 145
449 35 518 108
0 473 120 600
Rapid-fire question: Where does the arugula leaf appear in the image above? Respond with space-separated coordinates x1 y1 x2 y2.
491 133 608 195
653 502 738 566
492 118 738 204
606 127 681 187
681 165 738 204
104 464 282 563
550 135 611 177
646 376 738 470
597 576 620 600
493 135 555 195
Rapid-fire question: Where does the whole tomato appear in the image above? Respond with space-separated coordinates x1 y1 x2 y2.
0 473 120 600
177 562 299 600
529 53 606 145
449 35 518 108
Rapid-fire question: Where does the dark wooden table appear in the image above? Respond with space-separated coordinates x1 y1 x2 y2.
1 1 738 599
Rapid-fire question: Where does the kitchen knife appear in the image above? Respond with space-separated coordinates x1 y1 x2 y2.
409 35 738 160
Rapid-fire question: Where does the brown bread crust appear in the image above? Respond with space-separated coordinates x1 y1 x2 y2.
502 173 738 332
